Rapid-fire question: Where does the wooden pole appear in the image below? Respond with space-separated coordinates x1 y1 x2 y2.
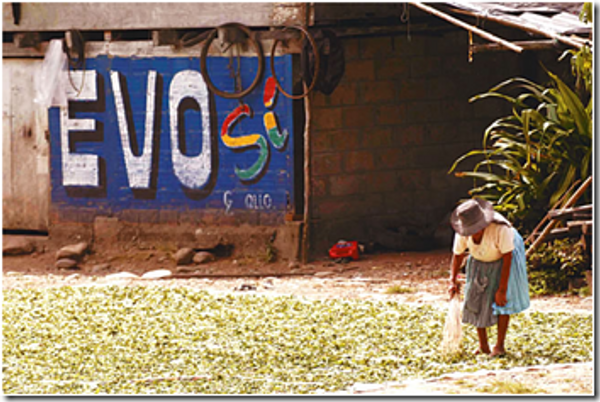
471 40 558 53
409 2 524 53
301 82 311 264
526 176 593 257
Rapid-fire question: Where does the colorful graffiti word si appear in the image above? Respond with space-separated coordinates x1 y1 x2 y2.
220 77 289 183
49 55 294 216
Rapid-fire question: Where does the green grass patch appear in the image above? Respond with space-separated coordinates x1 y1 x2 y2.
3 286 593 394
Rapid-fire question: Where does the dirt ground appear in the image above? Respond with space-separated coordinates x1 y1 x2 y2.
2 239 594 395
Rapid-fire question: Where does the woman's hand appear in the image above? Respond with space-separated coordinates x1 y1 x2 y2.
448 280 461 297
449 253 466 298
495 289 507 306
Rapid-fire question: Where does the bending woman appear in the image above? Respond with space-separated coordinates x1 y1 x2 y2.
448 198 530 357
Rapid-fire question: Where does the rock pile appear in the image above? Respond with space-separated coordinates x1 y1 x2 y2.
173 248 216 273
55 242 89 270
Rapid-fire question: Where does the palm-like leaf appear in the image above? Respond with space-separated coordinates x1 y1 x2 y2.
451 70 592 231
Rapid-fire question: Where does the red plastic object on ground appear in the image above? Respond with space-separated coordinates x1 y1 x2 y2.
329 240 360 261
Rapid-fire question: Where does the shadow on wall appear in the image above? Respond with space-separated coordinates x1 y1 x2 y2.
341 213 455 255
365 219 453 253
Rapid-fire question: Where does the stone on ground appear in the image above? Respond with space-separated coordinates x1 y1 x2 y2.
193 251 215 264
56 242 89 261
3 237 35 256
141 269 172 279
262 277 276 289
173 248 194 265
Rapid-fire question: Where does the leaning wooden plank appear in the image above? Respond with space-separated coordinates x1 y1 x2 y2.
572 205 593 213
548 204 593 220
526 176 592 257
567 220 593 229
545 227 571 241
524 179 581 245
548 209 575 221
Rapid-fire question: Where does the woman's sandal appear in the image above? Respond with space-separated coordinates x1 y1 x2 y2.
490 348 506 357
474 348 491 356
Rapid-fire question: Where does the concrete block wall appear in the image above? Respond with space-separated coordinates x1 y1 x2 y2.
308 30 525 255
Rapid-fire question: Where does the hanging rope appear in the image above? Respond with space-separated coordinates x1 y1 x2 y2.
63 29 86 97
178 30 211 48
401 3 411 41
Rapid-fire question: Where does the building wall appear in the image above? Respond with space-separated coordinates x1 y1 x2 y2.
3 37 304 258
308 30 525 255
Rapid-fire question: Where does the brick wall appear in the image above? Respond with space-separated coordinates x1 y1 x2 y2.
308 30 527 255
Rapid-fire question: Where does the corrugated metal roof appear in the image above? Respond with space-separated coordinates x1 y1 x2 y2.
444 2 592 37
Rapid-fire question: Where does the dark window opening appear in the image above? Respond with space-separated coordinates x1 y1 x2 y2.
81 31 105 42
3 32 14 43
3 229 49 237
40 31 67 42
111 30 152 41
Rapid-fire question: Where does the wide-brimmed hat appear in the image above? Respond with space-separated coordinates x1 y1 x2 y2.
450 198 495 236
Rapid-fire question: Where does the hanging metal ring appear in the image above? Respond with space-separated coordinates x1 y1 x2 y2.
270 26 320 100
200 23 264 99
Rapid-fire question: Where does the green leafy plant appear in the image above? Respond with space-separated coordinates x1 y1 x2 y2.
579 3 593 24
2 286 593 394
264 241 278 263
449 69 592 230
561 44 593 94
527 238 590 295
577 286 591 297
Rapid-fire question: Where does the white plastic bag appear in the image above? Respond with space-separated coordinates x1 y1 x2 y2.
440 294 462 355
34 39 68 108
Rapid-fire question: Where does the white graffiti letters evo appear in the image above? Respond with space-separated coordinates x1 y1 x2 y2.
60 69 212 190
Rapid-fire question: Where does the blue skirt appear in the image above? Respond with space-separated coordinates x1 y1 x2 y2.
462 228 530 328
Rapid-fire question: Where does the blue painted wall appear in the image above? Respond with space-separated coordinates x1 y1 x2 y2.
49 55 295 222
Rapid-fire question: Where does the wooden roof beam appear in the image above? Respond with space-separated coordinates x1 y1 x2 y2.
409 2 524 53
471 39 559 53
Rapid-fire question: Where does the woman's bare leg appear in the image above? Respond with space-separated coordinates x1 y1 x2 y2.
476 327 491 354
491 315 510 356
